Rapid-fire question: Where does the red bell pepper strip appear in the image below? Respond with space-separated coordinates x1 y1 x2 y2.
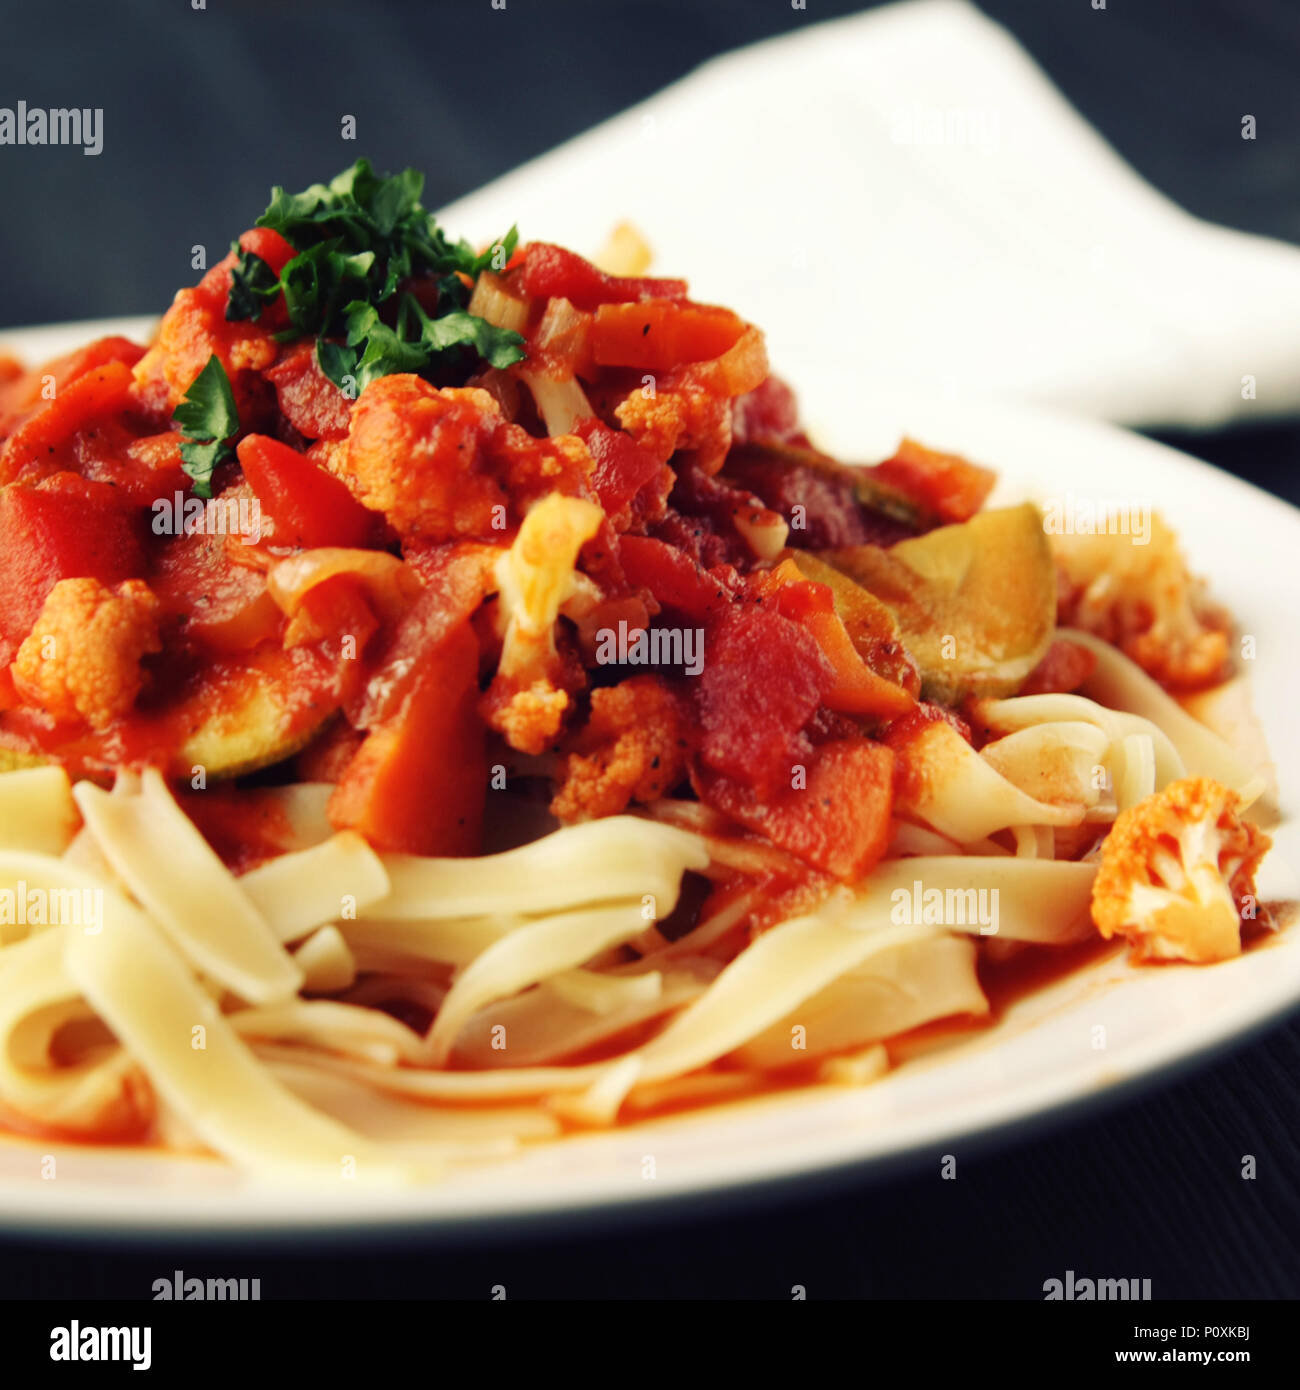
512 243 688 311
237 434 378 549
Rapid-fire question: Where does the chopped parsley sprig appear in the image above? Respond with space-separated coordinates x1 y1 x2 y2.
225 159 525 395
173 354 239 499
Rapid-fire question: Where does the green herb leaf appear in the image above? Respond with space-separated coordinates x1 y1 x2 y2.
225 245 280 323
416 307 527 370
316 338 359 395
227 159 526 391
459 225 519 278
173 355 240 499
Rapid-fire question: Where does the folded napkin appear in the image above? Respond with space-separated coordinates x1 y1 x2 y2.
441 0 1300 431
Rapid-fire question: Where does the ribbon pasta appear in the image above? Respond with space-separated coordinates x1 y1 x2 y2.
0 630 1276 1183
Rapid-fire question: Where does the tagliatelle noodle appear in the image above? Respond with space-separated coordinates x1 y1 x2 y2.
268 1059 564 1154
74 770 302 1004
229 998 432 1065
1062 629 1262 794
0 767 79 857
292 925 357 993
426 901 661 1064
979 722 1110 813
1112 733 1158 812
0 926 149 1135
340 915 525 970
368 816 709 920
450 967 711 1069
859 856 1098 944
975 692 1187 790
731 933 987 1068
60 875 413 1183
237 832 390 943
896 721 1086 843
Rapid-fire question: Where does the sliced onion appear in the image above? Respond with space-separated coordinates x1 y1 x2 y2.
733 506 789 561
267 549 423 626
693 325 769 396
519 367 594 437
467 272 530 334
532 296 592 373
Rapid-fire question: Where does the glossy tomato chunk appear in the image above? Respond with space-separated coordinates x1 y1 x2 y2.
0 476 145 659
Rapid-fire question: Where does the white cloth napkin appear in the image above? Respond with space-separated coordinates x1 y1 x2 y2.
440 0 1300 431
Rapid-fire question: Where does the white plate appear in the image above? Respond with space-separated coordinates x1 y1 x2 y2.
0 320 1297 1238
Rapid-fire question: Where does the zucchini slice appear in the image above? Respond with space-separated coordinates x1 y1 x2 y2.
818 503 1055 703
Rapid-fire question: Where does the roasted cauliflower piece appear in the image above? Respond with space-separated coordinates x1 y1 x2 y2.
1091 777 1271 963
480 491 603 754
551 675 689 821
13 577 162 730
1052 513 1230 690
337 375 591 543
339 378 505 539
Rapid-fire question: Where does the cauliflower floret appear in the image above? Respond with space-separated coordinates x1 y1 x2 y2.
480 492 603 754
614 325 769 474
132 286 277 415
551 675 689 821
337 376 593 542
1052 514 1229 689
13 577 162 730
485 681 572 757
339 378 506 539
1091 777 1271 963
616 379 732 472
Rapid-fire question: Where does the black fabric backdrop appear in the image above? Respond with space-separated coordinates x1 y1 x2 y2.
0 0 1297 1299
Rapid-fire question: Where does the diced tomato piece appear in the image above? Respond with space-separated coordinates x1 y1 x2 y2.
265 344 353 441
693 604 832 799
695 738 895 882
232 227 298 333
348 542 497 728
150 519 280 655
867 438 996 525
0 360 135 484
590 301 746 371
0 337 145 441
51 414 191 506
281 574 381 696
512 243 688 312
573 419 670 531
1018 638 1097 696
687 324 768 398
617 535 739 622
237 433 378 549
0 476 145 658
880 701 973 750
329 622 486 855
116 431 189 503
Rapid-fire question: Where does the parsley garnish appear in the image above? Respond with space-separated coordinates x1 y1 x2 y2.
226 159 525 393
173 355 239 499
225 247 280 322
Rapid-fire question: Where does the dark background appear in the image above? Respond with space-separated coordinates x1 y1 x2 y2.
1 0 1298 1299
